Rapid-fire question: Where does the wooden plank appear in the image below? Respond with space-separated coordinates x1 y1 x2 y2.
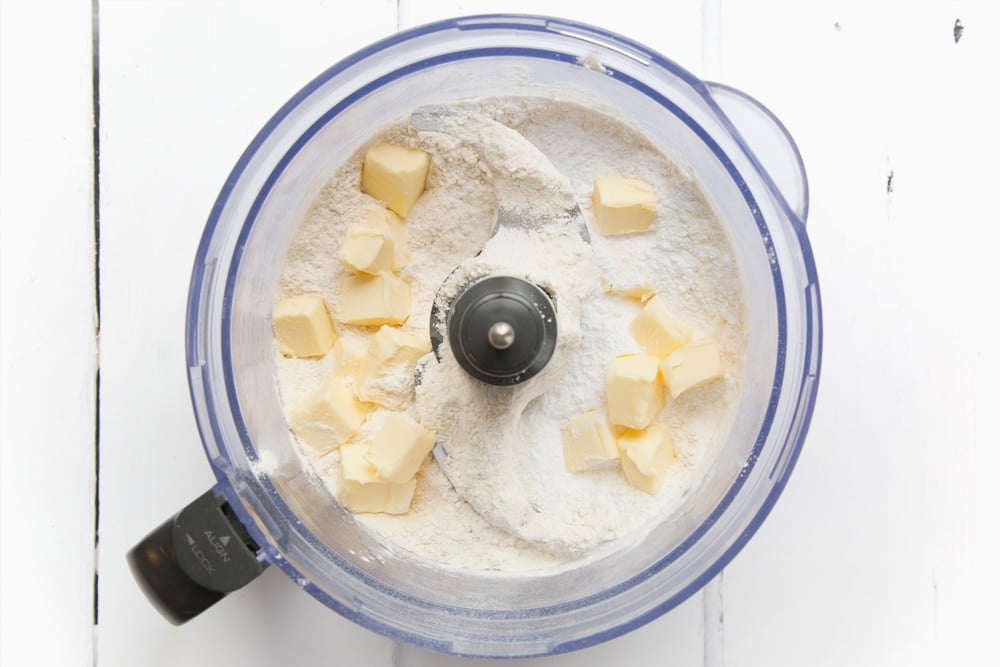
718 1 1000 665
0 1 97 665
95 1 398 665
92 1 1000 664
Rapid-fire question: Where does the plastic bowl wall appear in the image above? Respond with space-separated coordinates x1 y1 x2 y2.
185 15 821 658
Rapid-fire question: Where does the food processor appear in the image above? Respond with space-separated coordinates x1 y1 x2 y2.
128 15 822 658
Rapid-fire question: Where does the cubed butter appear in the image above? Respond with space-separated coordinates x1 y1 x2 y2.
339 224 395 275
289 377 367 453
331 335 369 378
353 325 430 408
364 207 409 270
592 176 656 236
338 273 411 326
629 295 692 356
661 339 723 398
361 142 430 217
618 424 676 494
606 355 666 430
601 278 655 303
365 413 435 483
561 409 619 472
272 294 336 357
337 443 416 514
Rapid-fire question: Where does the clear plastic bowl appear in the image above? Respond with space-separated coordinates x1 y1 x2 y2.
185 14 821 658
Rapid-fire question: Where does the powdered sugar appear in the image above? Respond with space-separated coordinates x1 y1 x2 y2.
274 97 745 572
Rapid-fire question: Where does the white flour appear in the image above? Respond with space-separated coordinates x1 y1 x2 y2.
414 221 594 555
274 97 745 572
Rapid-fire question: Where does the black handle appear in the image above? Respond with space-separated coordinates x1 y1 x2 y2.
127 489 268 625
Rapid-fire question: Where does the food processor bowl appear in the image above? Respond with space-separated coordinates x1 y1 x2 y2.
129 14 821 657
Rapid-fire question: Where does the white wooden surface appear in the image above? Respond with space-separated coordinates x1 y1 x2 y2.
0 2 97 666
1 1 998 665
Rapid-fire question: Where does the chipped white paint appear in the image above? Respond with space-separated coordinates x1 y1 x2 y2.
703 574 725 667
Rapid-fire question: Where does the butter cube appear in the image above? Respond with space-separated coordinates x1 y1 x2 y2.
339 224 395 275
629 295 692 356
337 443 416 514
606 355 666 429
561 409 619 472
365 413 435 483
289 377 368 453
592 177 656 236
618 424 676 494
364 207 409 270
661 340 723 398
601 278 655 303
338 273 411 326
361 142 430 217
272 294 336 358
331 335 369 378
354 325 430 408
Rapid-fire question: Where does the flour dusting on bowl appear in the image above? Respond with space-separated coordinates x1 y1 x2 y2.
273 97 746 571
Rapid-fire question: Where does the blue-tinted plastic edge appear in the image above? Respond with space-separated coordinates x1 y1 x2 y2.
184 14 822 658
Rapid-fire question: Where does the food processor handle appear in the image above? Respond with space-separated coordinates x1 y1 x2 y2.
705 82 810 226
127 488 268 625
